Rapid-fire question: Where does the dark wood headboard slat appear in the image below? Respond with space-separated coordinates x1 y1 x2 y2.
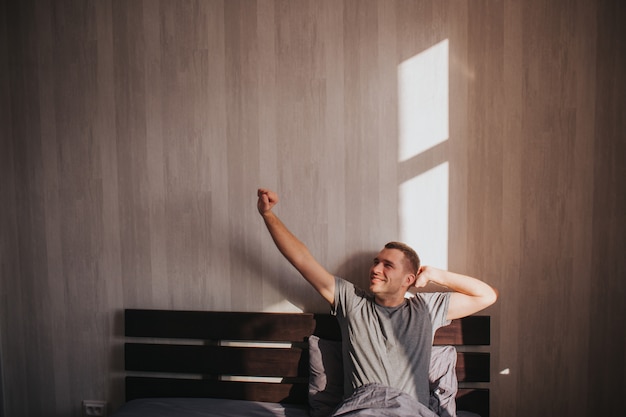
126 309 489 345
456 352 490 382
125 309 316 341
457 388 489 417
433 315 490 346
125 344 489 383
125 343 308 377
125 377 308 404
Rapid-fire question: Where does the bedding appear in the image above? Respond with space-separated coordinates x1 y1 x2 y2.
428 346 458 417
111 397 310 417
331 383 437 417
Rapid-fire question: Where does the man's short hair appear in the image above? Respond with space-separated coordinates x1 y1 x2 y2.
384 242 421 274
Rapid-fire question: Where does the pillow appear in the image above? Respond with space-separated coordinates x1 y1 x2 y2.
429 345 458 417
308 335 344 417
308 336 458 417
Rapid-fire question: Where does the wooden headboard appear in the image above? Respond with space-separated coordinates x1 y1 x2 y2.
123 309 490 416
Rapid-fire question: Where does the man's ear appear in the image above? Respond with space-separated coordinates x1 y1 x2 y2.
405 273 417 287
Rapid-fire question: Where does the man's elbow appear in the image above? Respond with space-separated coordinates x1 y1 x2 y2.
448 286 499 320
483 286 499 308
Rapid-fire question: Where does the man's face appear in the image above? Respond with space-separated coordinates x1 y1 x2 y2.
369 248 414 298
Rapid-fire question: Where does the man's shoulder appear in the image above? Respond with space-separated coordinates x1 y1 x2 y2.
411 291 452 330
408 292 451 315
335 276 370 296
334 276 375 314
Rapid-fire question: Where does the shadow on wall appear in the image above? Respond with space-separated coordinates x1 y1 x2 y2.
228 235 316 312
335 251 377 292
229 229 377 313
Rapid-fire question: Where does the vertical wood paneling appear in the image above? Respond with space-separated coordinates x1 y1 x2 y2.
565 0 597 414
159 0 215 309
1 1 625 416
343 0 378 242
5 0 57 415
375 0 397 247
202 0 232 311
94 0 125 406
495 1 524 415
318 0 348 281
588 2 626 416
256 0 280 309
113 0 153 308
446 1 469 274
519 2 592 414
224 0 263 311
0 0 20 414
142 0 167 307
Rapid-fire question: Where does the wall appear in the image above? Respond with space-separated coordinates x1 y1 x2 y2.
1 1 624 416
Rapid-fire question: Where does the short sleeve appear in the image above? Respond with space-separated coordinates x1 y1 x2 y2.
332 276 370 318
418 292 451 336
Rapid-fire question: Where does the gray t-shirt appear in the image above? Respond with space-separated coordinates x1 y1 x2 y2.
331 276 451 406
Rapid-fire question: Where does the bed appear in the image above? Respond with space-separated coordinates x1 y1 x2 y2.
112 309 491 417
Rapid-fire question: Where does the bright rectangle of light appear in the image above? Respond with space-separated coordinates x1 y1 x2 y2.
398 39 449 269
399 162 449 270
398 39 449 162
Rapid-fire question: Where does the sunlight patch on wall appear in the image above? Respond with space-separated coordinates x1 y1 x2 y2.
263 299 303 313
399 163 449 269
398 39 449 270
398 39 449 162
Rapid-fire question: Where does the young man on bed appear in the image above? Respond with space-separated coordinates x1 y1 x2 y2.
257 188 498 417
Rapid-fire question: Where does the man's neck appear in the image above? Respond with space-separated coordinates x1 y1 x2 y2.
374 294 406 308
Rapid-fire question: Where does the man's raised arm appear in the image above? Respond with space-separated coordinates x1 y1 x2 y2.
415 266 498 320
257 188 335 305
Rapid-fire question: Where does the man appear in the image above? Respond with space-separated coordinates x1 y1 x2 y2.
257 188 498 416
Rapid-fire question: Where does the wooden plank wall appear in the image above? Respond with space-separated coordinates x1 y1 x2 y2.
1 0 624 416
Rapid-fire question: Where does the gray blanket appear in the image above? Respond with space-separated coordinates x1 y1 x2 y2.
331 383 439 417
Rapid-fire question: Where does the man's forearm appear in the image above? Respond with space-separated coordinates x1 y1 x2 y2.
260 209 336 304
420 266 498 320
261 211 312 269
426 267 496 298
256 188 335 304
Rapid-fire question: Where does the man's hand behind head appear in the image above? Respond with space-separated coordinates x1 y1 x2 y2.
414 265 431 289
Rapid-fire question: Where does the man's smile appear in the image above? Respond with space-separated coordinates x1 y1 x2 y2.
370 274 385 283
